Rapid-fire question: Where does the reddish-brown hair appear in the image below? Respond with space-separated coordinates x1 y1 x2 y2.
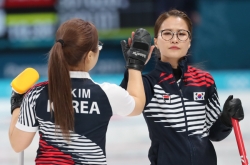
48 18 98 139
154 9 193 39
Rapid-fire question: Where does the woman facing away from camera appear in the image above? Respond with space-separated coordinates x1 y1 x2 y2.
8 18 152 164
120 9 244 165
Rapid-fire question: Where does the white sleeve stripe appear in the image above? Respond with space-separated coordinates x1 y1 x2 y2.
214 90 219 100
211 97 221 113
206 105 219 120
203 90 221 133
24 100 29 126
206 109 216 121
208 99 220 115
28 94 36 125
23 101 27 126
16 122 38 132
18 86 44 127
29 92 38 125
30 103 35 125
26 99 32 127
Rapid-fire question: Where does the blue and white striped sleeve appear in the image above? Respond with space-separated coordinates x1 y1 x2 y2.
206 75 232 141
205 85 221 125
15 88 40 132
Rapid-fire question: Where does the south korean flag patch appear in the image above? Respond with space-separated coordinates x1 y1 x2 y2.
193 92 205 101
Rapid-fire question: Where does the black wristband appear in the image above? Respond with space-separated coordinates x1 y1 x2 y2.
126 58 144 71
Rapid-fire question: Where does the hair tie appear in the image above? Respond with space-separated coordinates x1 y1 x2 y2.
56 39 64 47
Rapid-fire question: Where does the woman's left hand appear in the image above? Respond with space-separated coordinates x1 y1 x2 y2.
125 31 155 65
220 95 244 127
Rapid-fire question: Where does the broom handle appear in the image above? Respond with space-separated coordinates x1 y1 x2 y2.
19 151 24 165
232 118 249 165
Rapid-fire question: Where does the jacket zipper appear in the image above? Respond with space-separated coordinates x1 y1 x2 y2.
179 88 188 132
178 80 194 165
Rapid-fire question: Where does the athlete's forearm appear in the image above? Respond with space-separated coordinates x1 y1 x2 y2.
127 69 145 116
9 108 20 151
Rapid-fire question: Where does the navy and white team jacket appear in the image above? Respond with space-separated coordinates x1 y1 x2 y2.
120 57 232 165
16 71 135 165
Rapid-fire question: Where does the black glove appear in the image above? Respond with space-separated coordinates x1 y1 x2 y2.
10 91 25 114
120 28 151 71
220 95 244 127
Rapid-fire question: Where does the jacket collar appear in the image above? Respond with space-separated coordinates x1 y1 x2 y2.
155 56 188 76
69 71 91 79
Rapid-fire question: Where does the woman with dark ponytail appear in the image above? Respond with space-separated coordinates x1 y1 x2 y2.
9 18 152 164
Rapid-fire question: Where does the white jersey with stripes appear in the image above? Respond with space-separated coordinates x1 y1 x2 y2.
16 71 135 165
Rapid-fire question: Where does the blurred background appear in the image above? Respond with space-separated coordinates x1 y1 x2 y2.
0 0 249 164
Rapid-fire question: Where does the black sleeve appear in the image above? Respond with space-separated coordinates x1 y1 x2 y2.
209 117 232 141
120 69 129 89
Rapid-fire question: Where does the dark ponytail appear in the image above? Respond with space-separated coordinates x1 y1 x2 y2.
48 41 74 139
47 18 99 140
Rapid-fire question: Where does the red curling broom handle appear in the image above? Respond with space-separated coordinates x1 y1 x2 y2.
231 118 249 165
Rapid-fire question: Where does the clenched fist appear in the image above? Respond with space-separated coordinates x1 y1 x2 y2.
220 95 244 127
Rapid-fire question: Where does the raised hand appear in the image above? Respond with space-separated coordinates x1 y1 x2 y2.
120 28 154 71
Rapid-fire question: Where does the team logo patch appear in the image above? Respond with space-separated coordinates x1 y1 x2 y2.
193 92 205 100
163 93 171 103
